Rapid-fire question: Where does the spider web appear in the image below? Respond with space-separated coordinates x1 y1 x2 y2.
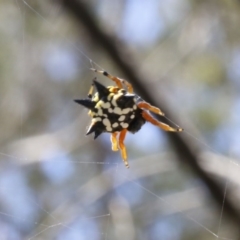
0 0 240 239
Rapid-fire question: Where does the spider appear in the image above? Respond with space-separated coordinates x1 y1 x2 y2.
74 69 183 168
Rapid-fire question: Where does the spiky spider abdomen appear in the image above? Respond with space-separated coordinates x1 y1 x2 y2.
86 83 146 138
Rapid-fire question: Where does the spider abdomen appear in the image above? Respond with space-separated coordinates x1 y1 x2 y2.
90 89 145 135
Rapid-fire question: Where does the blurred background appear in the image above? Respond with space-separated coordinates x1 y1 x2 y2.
0 0 240 239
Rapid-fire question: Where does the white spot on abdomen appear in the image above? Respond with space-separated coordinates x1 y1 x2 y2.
103 118 112 132
122 108 131 114
98 108 103 116
111 98 117 107
112 122 119 128
103 118 111 127
120 122 129 128
94 117 101 122
102 102 111 109
113 107 122 115
106 126 112 132
118 115 125 121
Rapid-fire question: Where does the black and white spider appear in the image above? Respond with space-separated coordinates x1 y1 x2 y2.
74 69 183 168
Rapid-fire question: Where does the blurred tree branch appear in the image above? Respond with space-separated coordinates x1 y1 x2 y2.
58 0 240 229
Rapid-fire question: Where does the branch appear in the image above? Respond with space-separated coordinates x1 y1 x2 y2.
58 0 240 226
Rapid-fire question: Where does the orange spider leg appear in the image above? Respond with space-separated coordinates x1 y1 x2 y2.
111 132 119 151
138 101 165 116
142 111 183 132
118 129 129 168
90 68 133 93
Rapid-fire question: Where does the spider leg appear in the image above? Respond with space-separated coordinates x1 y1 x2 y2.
142 111 183 132
118 129 129 168
111 132 119 151
90 68 133 93
87 81 95 99
137 101 165 116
